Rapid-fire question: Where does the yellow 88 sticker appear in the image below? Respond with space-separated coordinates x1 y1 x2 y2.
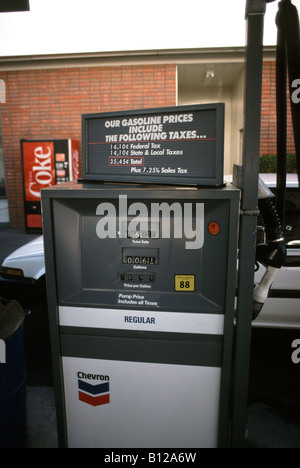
174 275 195 292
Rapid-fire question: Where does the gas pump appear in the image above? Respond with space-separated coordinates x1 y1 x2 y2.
42 181 240 448
42 104 240 448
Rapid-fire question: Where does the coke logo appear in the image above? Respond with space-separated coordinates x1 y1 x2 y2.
72 149 80 180
28 145 54 198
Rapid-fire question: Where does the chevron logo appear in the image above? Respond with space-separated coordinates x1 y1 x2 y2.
78 378 110 407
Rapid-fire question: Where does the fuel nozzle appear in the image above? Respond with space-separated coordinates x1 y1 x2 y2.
253 266 279 320
253 177 287 320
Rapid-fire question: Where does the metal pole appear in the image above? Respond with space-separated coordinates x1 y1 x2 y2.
230 0 269 447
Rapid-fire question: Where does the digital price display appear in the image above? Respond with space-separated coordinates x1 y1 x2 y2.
82 103 224 186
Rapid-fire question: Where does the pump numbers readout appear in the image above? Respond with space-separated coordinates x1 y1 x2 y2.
175 275 195 292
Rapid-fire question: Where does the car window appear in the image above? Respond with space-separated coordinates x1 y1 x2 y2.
284 188 300 247
271 188 300 247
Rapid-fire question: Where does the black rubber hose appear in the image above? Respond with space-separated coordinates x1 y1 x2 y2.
258 197 285 243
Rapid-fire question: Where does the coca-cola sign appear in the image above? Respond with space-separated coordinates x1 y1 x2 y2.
23 141 55 201
70 139 80 180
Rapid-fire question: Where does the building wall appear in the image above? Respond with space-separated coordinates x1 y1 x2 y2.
179 84 236 175
260 61 295 156
0 64 177 228
179 60 296 174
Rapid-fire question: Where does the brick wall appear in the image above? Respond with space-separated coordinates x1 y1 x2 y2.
260 61 295 155
0 64 177 228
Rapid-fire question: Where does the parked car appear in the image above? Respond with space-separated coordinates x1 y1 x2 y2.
0 174 299 328
0 235 45 306
252 173 300 328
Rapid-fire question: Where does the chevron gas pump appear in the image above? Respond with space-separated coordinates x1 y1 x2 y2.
42 181 239 448
42 104 241 448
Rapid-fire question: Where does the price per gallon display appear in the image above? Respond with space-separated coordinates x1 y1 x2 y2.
83 104 224 186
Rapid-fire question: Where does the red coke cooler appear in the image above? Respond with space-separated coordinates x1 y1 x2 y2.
21 139 80 230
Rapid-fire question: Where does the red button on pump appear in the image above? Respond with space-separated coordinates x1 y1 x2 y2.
208 221 220 236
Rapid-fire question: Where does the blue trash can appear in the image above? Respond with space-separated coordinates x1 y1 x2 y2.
0 299 27 448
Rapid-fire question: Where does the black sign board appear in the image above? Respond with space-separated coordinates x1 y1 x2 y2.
0 0 30 12
82 103 224 186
